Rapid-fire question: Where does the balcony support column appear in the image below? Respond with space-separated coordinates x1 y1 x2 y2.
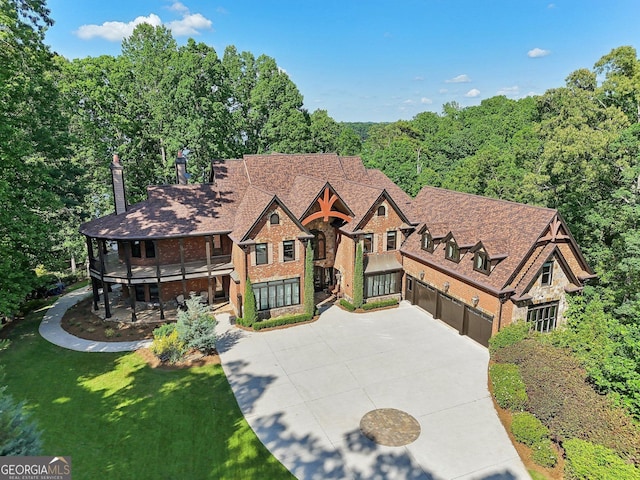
206 236 213 305
97 239 111 318
86 236 100 311
154 240 165 320
179 238 187 297
124 241 136 322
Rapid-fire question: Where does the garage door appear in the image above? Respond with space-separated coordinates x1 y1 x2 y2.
465 307 493 347
414 279 437 317
439 292 465 331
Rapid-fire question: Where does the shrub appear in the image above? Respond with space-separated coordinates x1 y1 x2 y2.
176 294 217 354
353 243 363 308
496 339 640 462
489 321 530 354
339 299 356 311
243 278 258 327
0 391 42 456
564 439 640 480
153 322 177 339
304 242 315 315
531 438 557 468
489 363 528 410
150 329 186 363
252 313 312 331
104 327 115 338
362 298 399 310
511 412 549 446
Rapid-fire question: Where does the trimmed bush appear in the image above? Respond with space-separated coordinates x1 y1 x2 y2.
253 313 312 331
362 298 399 310
564 439 640 480
489 363 528 410
304 242 315 315
339 299 356 311
353 243 363 308
511 412 549 446
531 438 557 468
150 329 186 364
488 321 530 354
242 278 258 327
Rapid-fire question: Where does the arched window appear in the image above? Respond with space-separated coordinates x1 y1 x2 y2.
311 229 326 260
270 212 280 225
377 205 386 216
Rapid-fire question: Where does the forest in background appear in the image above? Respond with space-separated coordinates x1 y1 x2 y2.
2 0 640 421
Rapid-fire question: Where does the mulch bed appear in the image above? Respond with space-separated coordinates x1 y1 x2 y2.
135 347 220 370
61 297 162 342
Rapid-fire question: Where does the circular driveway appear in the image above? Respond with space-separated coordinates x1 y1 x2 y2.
216 302 529 479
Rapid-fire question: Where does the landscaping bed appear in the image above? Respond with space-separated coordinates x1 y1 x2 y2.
61 297 159 342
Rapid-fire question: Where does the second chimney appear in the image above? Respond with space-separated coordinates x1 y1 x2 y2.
175 150 188 185
111 154 127 215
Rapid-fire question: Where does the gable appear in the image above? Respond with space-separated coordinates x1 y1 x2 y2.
301 184 354 226
354 190 414 232
242 196 309 243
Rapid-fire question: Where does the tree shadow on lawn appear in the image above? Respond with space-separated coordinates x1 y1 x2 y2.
2 333 291 480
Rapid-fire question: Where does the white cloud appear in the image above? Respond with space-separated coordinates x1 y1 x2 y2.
446 74 471 83
75 14 162 41
528 47 550 58
414 76 425 81
403 99 414 104
168 2 189 13
421 97 433 104
216 7 229 14
75 3 212 41
439 88 448 94
465 88 481 98
497 86 519 96
167 13 212 36
548 3 556 8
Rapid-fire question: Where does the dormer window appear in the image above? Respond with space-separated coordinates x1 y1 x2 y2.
446 240 460 262
474 251 490 274
421 233 433 252
377 205 386 216
541 261 553 286
270 212 280 225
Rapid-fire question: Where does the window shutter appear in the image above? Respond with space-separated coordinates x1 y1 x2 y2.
382 232 387 251
295 240 299 261
250 245 256 266
268 243 273 264
278 242 284 263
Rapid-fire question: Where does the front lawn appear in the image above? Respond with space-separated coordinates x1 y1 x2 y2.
0 302 293 480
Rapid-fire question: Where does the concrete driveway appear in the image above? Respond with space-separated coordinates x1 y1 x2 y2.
216 302 529 480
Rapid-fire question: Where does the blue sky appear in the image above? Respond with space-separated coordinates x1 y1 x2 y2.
45 1 640 122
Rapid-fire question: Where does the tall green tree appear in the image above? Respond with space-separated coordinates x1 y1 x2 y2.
0 0 73 316
353 243 364 308
304 241 315 315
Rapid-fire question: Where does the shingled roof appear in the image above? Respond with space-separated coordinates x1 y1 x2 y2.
81 153 413 242
401 186 588 296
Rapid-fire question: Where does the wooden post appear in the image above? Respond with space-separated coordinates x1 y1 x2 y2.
179 238 187 297
154 240 165 320
206 236 213 304
91 277 100 311
124 241 136 322
97 239 111 318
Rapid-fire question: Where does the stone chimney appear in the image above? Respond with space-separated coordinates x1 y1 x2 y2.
175 150 188 185
110 154 127 215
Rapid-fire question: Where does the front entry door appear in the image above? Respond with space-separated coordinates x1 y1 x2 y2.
314 266 334 292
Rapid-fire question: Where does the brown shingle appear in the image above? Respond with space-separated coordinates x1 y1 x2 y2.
402 186 557 293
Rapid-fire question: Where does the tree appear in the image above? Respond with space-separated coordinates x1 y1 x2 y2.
594 46 640 123
0 367 41 456
0 0 73 316
336 127 362 155
304 241 315 315
176 294 217 354
353 243 364 308
309 109 341 152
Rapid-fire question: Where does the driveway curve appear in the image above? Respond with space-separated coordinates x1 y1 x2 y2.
217 302 529 480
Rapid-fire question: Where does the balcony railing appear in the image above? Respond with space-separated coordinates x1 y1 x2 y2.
90 252 233 284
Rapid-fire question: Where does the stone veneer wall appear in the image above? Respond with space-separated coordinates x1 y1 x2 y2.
510 256 571 325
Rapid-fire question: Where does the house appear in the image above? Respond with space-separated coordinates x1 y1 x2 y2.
80 152 594 346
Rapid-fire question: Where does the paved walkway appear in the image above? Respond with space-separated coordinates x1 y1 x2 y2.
216 303 530 480
39 287 152 352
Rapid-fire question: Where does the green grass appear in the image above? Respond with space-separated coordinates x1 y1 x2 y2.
528 469 549 480
0 302 294 480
